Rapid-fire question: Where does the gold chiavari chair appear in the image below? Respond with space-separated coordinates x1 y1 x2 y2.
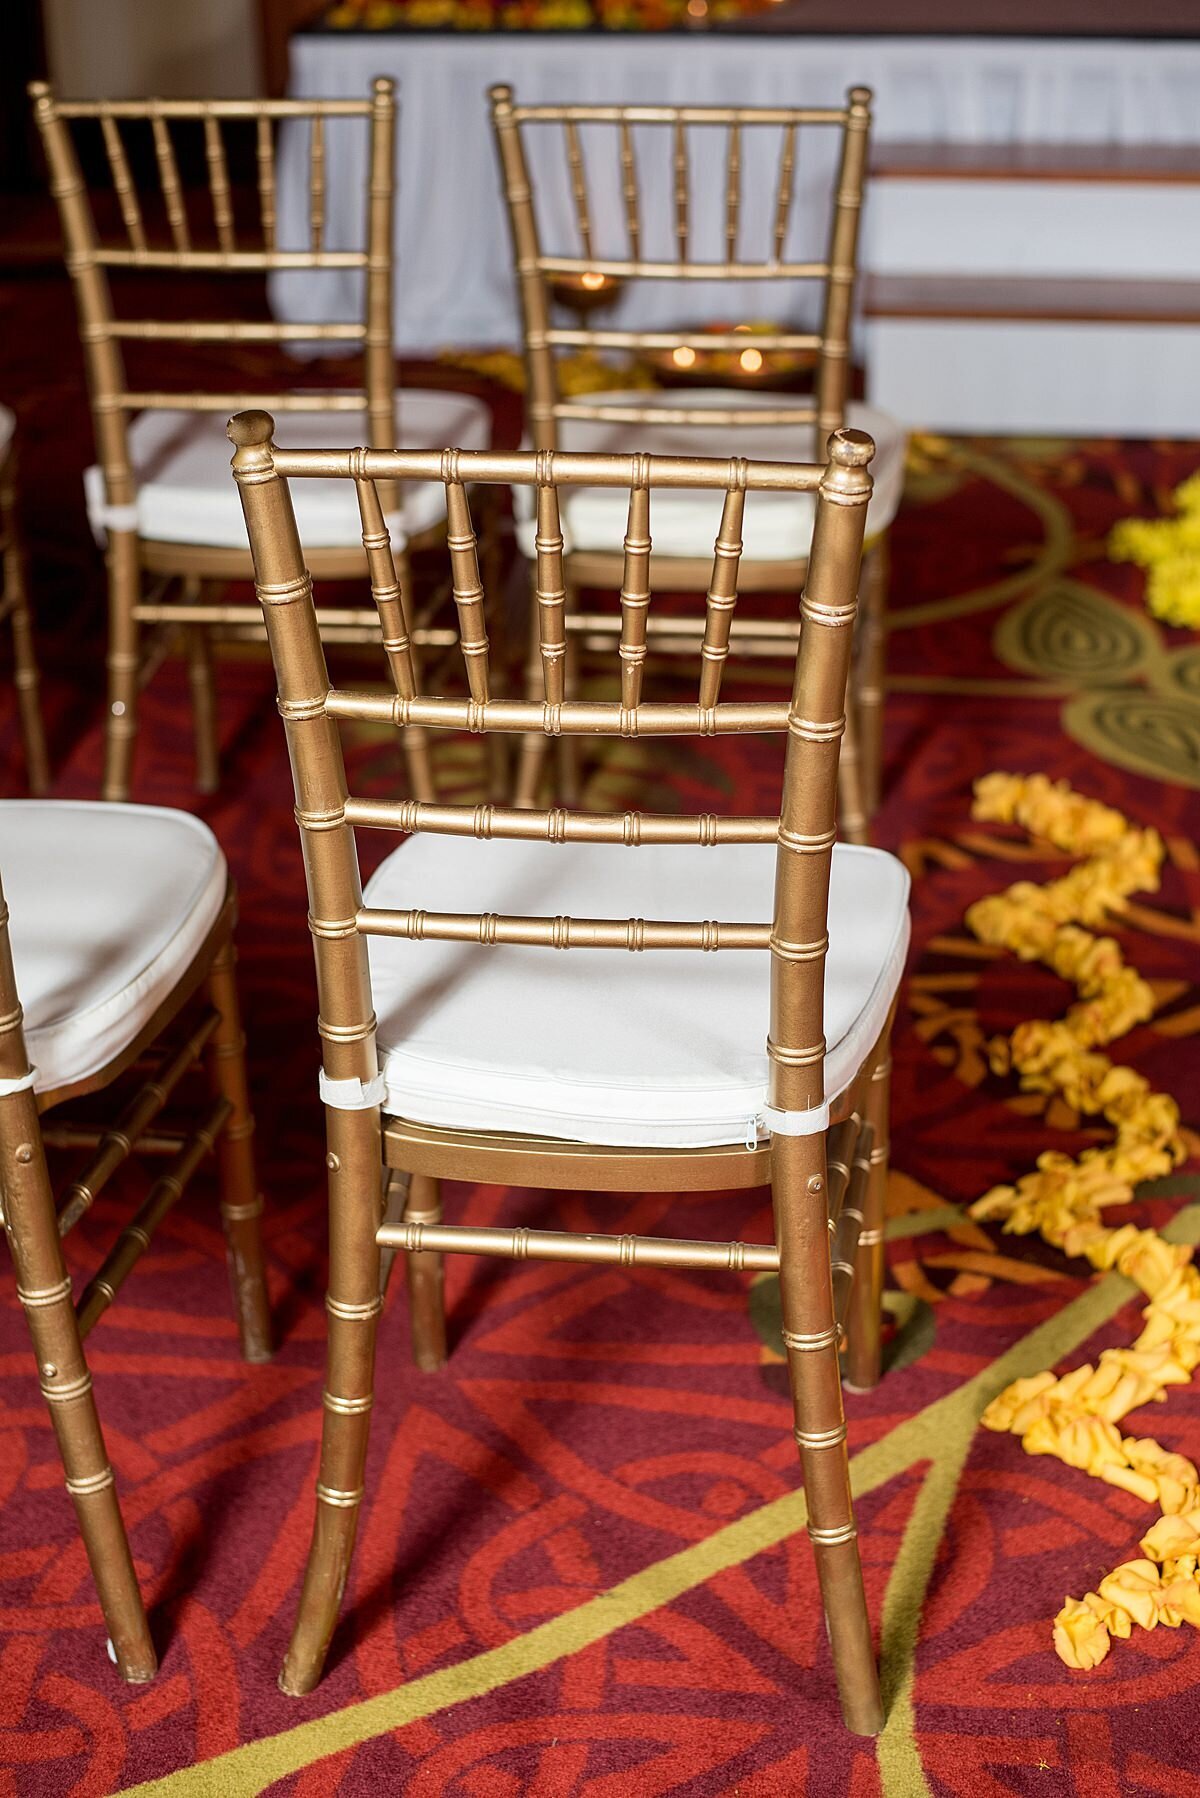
30 77 490 802
229 407 909 1732
0 798 271 1679
489 85 904 839
0 408 50 793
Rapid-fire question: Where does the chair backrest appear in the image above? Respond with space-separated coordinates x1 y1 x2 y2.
29 79 396 518
228 409 874 1128
489 84 872 453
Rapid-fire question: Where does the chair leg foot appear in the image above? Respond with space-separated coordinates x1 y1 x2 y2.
1 1102 157 1681
206 938 272 1363
281 1106 383 1695
772 1134 882 1735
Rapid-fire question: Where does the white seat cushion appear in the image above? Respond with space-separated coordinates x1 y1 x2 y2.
367 836 909 1149
0 801 227 1096
84 389 492 551
515 393 906 562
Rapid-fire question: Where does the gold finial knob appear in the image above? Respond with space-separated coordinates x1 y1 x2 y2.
827 427 875 469
227 409 275 449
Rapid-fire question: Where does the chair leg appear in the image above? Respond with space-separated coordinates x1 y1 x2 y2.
844 1039 891 1393
772 1133 882 1735
1 1097 156 1680
103 531 141 803
838 700 870 847
857 538 888 822
280 1103 383 1696
205 939 272 1363
183 603 220 795
404 1172 446 1372
0 452 50 794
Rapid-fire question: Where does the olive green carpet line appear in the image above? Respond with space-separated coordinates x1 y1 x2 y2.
874 1197 1200 1798
884 1205 967 1242
121 1202 1200 1798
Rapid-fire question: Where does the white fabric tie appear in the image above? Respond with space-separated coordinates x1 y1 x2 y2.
319 1070 387 1112
755 1100 831 1144
90 501 141 533
0 1067 37 1097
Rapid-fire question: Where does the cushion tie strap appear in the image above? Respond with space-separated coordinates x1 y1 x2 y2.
90 500 141 533
757 1100 830 1141
0 1067 37 1097
319 1071 387 1112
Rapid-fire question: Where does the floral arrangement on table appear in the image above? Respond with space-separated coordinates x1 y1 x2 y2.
324 0 773 30
1109 470 1200 629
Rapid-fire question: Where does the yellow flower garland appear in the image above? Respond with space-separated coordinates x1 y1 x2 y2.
1109 469 1200 629
960 774 1192 1668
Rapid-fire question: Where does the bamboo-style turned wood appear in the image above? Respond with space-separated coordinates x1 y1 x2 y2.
0 852 271 1685
57 1009 220 1235
75 1098 231 1340
619 476 651 709
725 121 741 265
309 114 325 254
0 431 49 794
29 76 408 806
619 118 640 259
257 116 276 251
326 690 790 736
378 1219 782 1272
488 84 884 837
358 908 770 950
564 119 593 262
100 109 146 251
774 121 798 262
344 797 778 844
699 485 745 707
203 113 236 253
534 481 567 702
229 411 888 1734
443 473 489 702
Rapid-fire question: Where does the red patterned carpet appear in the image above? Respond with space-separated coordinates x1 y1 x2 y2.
2 263 1200 1793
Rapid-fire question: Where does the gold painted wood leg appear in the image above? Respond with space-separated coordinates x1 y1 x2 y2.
103 531 140 803
837 699 869 847
206 939 272 1363
183 604 220 795
1 1092 156 1679
773 1133 882 1735
857 538 888 822
404 1172 446 1371
280 1104 383 1696
0 451 50 794
844 1039 890 1393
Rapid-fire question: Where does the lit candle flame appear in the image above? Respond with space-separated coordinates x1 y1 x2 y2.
739 347 764 374
672 344 697 368
580 270 606 291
